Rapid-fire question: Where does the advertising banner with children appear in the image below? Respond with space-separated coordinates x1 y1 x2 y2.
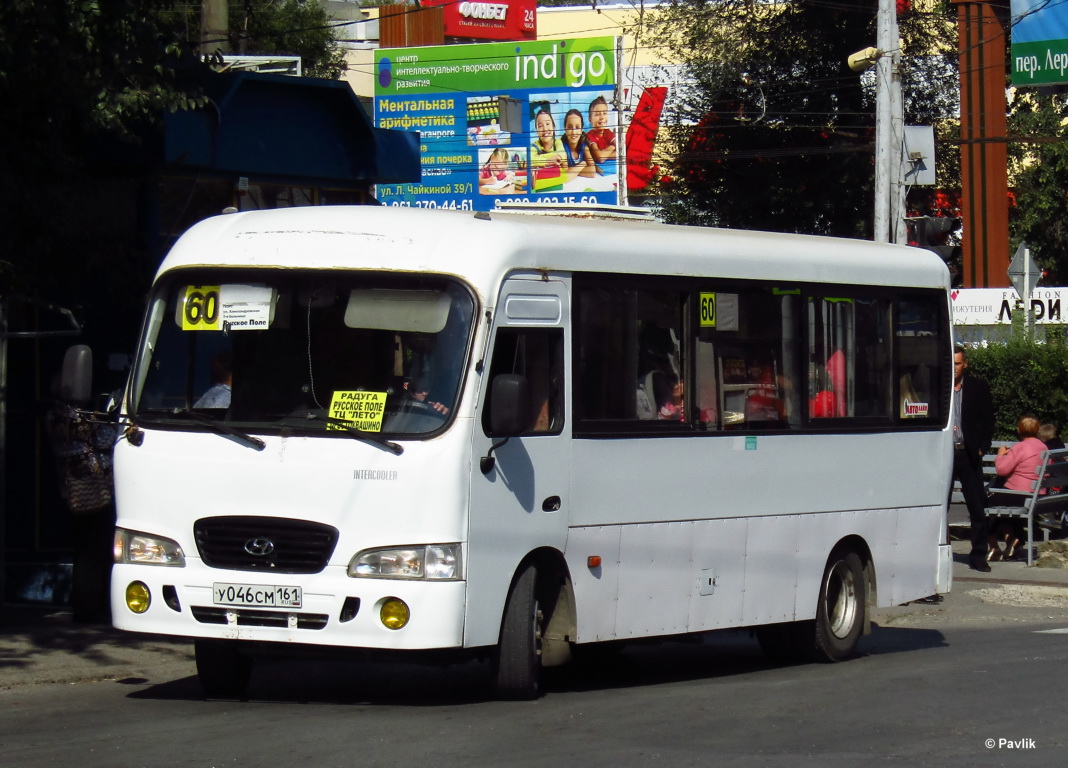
373 37 621 212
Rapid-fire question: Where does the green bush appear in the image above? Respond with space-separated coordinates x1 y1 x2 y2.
966 327 1068 441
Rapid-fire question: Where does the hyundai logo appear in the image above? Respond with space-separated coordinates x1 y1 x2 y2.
244 537 276 557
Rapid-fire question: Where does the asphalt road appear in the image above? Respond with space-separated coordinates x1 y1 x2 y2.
3 537 1068 767
2 577 1068 768
1 624 1066 768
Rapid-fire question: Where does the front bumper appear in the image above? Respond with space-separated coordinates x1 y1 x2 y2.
111 560 467 650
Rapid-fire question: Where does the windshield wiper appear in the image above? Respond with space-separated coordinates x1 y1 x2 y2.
172 410 266 451
304 413 404 455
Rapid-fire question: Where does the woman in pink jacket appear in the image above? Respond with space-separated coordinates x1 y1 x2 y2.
990 415 1047 559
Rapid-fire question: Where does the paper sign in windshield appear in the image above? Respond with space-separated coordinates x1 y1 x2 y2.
220 284 273 330
181 285 273 331
329 391 387 432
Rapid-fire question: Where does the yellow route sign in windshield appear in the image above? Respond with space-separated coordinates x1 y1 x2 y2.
329 391 387 432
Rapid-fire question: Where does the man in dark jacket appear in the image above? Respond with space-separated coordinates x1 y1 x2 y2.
953 345 994 571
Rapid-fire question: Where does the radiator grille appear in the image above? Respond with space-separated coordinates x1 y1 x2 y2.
194 516 339 574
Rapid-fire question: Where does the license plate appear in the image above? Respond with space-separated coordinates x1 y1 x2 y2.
213 583 302 608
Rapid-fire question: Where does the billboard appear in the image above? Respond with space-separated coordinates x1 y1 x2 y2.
374 38 622 212
420 0 536 41
1011 0 1068 86
951 287 1065 325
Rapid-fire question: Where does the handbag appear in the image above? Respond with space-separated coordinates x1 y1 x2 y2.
48 403 116 514
64 449 113 513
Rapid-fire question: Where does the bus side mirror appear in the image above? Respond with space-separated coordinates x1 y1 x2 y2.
481 374 532 475
60 344 93 406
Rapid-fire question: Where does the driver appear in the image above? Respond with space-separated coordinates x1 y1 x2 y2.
403 377 450 417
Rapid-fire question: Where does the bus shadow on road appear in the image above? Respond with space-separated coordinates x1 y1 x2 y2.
858 623 948 657
125 624 946 705
545 624 947 694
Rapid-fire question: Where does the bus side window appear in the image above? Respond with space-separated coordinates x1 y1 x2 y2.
575 284 684 423
483 328 564 435
708 288 799 431
895 296 944 423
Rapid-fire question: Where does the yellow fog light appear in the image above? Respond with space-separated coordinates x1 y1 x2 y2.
380 598 410 630
126 581 151 614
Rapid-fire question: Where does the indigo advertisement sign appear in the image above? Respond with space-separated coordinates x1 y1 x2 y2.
374 38 622 212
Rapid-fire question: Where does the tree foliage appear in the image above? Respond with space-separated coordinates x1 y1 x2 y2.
1008 90 1068 284
0 0 346 301
241 1 347 80
639 0 959 235
0 0 204 171
967 327 1068 441
161 1 346 80
0 0 206 297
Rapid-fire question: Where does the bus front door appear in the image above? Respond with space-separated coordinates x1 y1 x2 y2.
465 276 572 654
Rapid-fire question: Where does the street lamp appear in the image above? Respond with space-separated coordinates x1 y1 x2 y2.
848 47 882 72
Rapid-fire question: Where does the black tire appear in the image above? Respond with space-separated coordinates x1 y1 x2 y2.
812 549 866 663
195 639 253 699
493 564 541 700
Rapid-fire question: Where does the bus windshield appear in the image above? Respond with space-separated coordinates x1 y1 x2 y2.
129 270 476 438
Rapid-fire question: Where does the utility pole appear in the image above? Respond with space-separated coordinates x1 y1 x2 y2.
953 0 1010 288
873 0 905 244
201 0 229 58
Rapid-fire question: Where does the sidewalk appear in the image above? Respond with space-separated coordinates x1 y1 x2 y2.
0 604 194 690
2 534 1067 691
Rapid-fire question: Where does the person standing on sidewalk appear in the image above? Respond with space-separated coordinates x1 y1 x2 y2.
952 345 994 572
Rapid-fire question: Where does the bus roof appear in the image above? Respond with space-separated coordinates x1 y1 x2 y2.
159 206 950 294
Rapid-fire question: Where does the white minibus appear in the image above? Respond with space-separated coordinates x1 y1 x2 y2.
104 205 954 699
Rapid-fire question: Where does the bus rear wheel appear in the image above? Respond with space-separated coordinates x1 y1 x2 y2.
195 639 253 699
812 549 865 662
755 549 866 665
493 564 542 700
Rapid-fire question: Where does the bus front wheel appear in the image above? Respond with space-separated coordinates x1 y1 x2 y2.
493 564 542 700
812 549 865 662
195 639 253 699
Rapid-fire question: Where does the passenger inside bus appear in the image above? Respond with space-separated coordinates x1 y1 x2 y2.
809 351 846 418
194 350 233 409
826 349 847 416
809 361 833 418
637 370 683 420
636 323 683 420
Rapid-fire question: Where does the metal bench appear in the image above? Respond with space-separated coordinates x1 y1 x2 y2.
983 447 1068 565
950 440 1012 505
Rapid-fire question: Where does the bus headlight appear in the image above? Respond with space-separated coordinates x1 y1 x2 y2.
348 544 461 580
114 529 186 567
